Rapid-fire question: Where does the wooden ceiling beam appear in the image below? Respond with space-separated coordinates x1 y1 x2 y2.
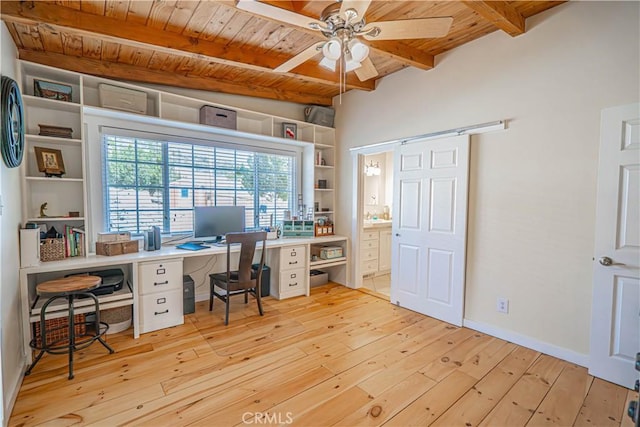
367 40 434 70
18 49 334 106
461 1 525 36
0 0 373 91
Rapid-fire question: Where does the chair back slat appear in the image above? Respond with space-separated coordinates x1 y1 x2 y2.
226 231 267 287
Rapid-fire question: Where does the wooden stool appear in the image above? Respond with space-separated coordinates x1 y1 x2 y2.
25 275 115 379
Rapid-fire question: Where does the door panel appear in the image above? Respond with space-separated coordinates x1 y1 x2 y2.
426 248 454 304
391 135 469 326
590 103 640 388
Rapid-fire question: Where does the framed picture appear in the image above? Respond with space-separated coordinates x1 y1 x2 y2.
34 79 72 102
283 122 297 140
34 146 65 177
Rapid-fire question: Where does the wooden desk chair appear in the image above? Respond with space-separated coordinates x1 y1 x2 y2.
209 231 267 325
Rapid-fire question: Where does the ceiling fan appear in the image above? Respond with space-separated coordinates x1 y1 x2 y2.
236 0 454 82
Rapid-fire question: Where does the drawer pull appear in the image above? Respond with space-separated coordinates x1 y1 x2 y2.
154 280 169 286
154 309 169 316
289 260 298 265
156 268 166 275
289 282 298 287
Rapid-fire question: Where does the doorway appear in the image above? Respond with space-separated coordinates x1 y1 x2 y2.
360 151 393 297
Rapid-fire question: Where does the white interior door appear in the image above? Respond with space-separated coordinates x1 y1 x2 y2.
391 135 469 326
589 103 640 389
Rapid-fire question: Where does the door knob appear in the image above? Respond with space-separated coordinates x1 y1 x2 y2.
599 256 625 266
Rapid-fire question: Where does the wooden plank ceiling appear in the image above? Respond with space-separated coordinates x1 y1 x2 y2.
1 1 564 106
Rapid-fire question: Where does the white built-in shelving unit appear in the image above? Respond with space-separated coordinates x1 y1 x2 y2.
19 60 338 256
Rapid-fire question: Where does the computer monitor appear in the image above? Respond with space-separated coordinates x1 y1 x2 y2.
193 206 245 243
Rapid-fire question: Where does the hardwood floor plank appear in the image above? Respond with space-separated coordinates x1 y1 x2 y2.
339 372 437 426
292 386 374 426
431 346 540 426
357 326 474 397
574 378 630 427
8 285 631 427
480 354 567 427
526 364 592 426
385 370 479 426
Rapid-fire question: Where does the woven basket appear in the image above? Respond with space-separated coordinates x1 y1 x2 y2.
41 238 65 262
32 314 86 347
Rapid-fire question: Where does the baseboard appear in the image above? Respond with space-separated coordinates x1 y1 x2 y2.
462 318 589 367
3 360 26 427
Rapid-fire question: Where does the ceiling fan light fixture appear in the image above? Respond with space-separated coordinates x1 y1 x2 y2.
344 53 362 72
319 56 337 71
322 38 342 61
348 39 369 62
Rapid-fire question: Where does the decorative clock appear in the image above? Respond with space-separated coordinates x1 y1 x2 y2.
1 76 25 168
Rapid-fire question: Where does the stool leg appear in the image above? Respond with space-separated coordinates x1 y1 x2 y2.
86 293 114 354
26 295 63 376
68 295 75 380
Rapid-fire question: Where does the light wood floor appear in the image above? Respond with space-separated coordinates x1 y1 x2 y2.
10 284 636 426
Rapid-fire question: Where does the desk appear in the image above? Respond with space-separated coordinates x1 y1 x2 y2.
19 235 348 361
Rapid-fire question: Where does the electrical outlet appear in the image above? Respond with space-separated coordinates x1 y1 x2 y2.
497 297 509 314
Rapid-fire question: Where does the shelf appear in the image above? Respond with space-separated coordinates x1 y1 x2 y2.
27 217 85 222
315 211 334 215
314 188 334 192
26 177 84 183
26 134 82 146
314 164 334 169
310 257 347 269
29 285 134 321
23 95 81 113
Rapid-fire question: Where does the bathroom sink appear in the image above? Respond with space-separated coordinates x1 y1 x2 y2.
363 219 392 228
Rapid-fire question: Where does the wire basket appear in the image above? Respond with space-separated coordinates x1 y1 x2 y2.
41 238 65 262
32 314 86 348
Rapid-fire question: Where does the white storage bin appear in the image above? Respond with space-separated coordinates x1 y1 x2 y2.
99 83 147 114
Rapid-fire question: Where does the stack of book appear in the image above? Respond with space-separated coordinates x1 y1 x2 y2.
38 124 73 138
64 225 85 257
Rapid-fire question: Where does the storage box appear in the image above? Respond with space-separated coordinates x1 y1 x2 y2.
200 105 237 130
97 231 131 243
281 220 315 237
99 83 147 114
312 246 343 260
96 241 139 256
304 105 335 127
309 269 328 287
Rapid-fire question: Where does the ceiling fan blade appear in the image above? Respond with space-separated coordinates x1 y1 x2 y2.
274 42 323 72
340 0 372 21
236 0 323 30
354 57 378 81
363 17 454 40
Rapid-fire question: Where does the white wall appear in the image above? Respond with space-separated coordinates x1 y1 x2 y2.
335 1 639 357
1 21 26 425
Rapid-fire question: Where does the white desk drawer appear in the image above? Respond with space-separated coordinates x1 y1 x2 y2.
361 260 379 275
139 288 183 333
361 247 378 261
139 259 182 294
279 268 306 296
281 246 305 270
361 231 379 242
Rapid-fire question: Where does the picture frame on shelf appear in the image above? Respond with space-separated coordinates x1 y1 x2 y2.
34 146 65 177
34 79 72 102
283 123 297 139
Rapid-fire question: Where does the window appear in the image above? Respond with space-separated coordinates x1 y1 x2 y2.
103 134 296 235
